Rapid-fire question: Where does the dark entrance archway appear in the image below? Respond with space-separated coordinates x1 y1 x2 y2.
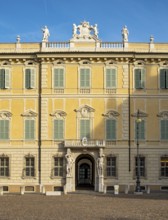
75 154 95 190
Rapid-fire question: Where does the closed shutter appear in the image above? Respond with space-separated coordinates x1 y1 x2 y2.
25 120 35 140
0 69 5 89
135 120 145 140
80 119 90 139
0 120 9 140
30 69 35 88
80 69 90 88
135 69 144 89
106 119 116 140
161 120 168 140
54 120 64 140
4 69 10 88
106 69 116 88
54 68 64 88
25 69 31 89
160 69 168 89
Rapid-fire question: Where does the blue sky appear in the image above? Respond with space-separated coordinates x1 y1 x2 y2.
0 0 168 43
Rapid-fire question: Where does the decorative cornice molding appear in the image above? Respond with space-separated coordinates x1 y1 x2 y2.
50 110 67 119
131 110 148 118
21 110 38 117
102 110 120 118
157 111 168 118
0 111 12 119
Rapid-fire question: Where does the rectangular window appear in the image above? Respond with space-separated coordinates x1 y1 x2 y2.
135 120 145 140
106 119 116 140
54 157 63 176
0 69 10 89
54 68 64 88
25 120 35 140
25 69 35 89
161 120 168 140
54 119 64 140
106 68 116 88
80 68 90 88
135 157 145 177
160 69 168 89
161 157 168 177
0 120 9 140
134 69 145 89
80 119 90 139
25 157 35 177
106 157 116 177
0 157 9 177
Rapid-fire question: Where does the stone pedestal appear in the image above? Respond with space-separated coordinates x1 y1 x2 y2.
65 176 73 192
0 186 3 196
97 176 104 192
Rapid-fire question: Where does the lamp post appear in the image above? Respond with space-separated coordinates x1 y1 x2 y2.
131 109 143 194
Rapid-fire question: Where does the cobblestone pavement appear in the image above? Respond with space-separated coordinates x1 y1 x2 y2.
0 192 168 220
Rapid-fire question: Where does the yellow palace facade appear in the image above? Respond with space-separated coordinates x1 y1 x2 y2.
0 22 168 194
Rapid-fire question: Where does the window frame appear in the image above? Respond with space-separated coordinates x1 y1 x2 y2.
53 67 65 89
134 119 145 141
159 68 168 89
53 157 64 177
24 119 35 141
106 156 117 178
0 156 10 177
24 156 35 178
160 119 168 140
24 67 36 89
0 68 10 89
105 67 117 89
79 67 91 89
135 156 146 178
53 119 64 140
134 68 145 89
105 118 116 141
160 156 168 178
0 119 10 140
80 118 91 139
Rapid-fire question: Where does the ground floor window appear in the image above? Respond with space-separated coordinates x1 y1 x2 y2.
135 156 145 177
0 156 9 177
25 156 35 177
106 156 116 177
54 157 63 177
161 156 168 177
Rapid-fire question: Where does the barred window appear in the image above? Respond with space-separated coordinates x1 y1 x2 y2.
161 156 168 177
106 157 116 177
54 157 63 177
0 157 9 177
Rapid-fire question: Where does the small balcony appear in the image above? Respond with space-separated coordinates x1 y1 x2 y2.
64 139 105 148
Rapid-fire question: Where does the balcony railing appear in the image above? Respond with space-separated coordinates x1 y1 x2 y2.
64 139 105 148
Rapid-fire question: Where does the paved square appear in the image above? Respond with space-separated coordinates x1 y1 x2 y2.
0 192 168 220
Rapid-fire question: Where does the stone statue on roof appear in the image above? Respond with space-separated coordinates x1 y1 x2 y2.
122 25 129 42
42 25 50 42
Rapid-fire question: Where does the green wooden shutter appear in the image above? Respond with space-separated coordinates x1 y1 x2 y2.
80 120 90 139
25 120 35 140
135 120 145 140
141 69 145 89
54 120 64 140
0 120 9 140
135 69 141 89
0 69 5 89
25 69 31 89
106 119 116 140
54 68 64 88
30 69 35 88
160 69 166 89
161 120 168 140
80 69 90 88
4 69 10 88
106 69 116 88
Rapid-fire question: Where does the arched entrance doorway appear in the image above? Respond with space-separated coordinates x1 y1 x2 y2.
75 154 95 189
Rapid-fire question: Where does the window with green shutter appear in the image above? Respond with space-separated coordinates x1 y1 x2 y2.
54 119 64 140
134 69 145 89
25 120 35 140
80 68 90 88
25 69 36 89
0 120 9 140
160 69 168 89
135 120 145 140
54 68 64 88
161 120 168 140
106 119 116 140
0 69 10 89
106 68 116 88
80 119 90 139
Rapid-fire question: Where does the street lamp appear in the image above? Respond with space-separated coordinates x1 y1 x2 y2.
131 109 145 194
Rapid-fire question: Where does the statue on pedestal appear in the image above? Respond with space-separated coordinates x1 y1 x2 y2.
122 25 129 42
97 149 105 177
65 149 74 177
42 26 50 42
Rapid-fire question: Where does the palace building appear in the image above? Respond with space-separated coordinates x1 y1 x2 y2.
0 21 168 194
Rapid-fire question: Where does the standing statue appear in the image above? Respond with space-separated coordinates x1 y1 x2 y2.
73 24 77 37
42 25 50 42
97 154 104 177
93 24 98 38
65 149 74 177
122 25 129 42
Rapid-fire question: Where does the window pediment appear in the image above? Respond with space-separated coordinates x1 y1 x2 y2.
21 110 38 117
131 110 148 118
102 110 120 119
157 111 168 119
0 111 12 119
50 110 67 119
75 105 95 118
